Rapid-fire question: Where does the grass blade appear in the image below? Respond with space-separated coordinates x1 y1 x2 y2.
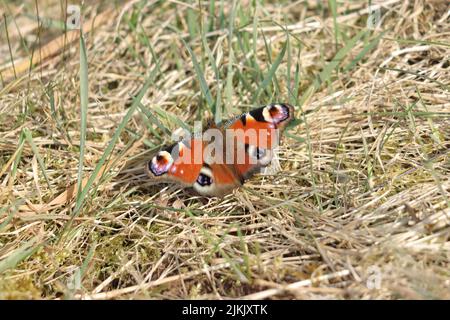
328 0 339 50
76 32 88 206
181 38 215 114
251 39 287 104
298 29 368 107
0 237 41 274
22 128 52 190
344 31 385 72
70 76 154 218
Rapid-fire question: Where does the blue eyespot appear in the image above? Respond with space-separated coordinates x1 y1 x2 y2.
196 173 213 186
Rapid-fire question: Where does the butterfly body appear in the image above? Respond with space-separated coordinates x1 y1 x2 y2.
146 103 294 197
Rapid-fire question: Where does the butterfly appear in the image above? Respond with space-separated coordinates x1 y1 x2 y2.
145 103 295 197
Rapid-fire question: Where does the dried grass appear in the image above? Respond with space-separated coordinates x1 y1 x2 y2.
0 0 449 299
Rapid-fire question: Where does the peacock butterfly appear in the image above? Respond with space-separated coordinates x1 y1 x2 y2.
145 103 295 197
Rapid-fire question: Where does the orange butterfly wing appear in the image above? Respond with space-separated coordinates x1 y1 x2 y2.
225 103 294 179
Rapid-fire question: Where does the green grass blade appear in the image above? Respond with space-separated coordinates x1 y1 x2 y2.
22 128 52 190
224 0 238 117
315 29 367 86
186 7 198 39
62 71 156 237
200 29 222 123
152 105 190 132
0 237 41 273
207 0 215 32
10 132 26 183
251 39 287 104
0 200 23 232
328 0 339 50
298 29 368 107
137 102 171 137
289 47 302 105
76 32 89 205
181 38 215 114
344 31 385 72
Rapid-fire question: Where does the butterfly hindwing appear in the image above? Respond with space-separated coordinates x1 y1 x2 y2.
146 136 243 197
192 162 243 197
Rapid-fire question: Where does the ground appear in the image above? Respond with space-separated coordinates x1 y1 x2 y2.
0 0 449 299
